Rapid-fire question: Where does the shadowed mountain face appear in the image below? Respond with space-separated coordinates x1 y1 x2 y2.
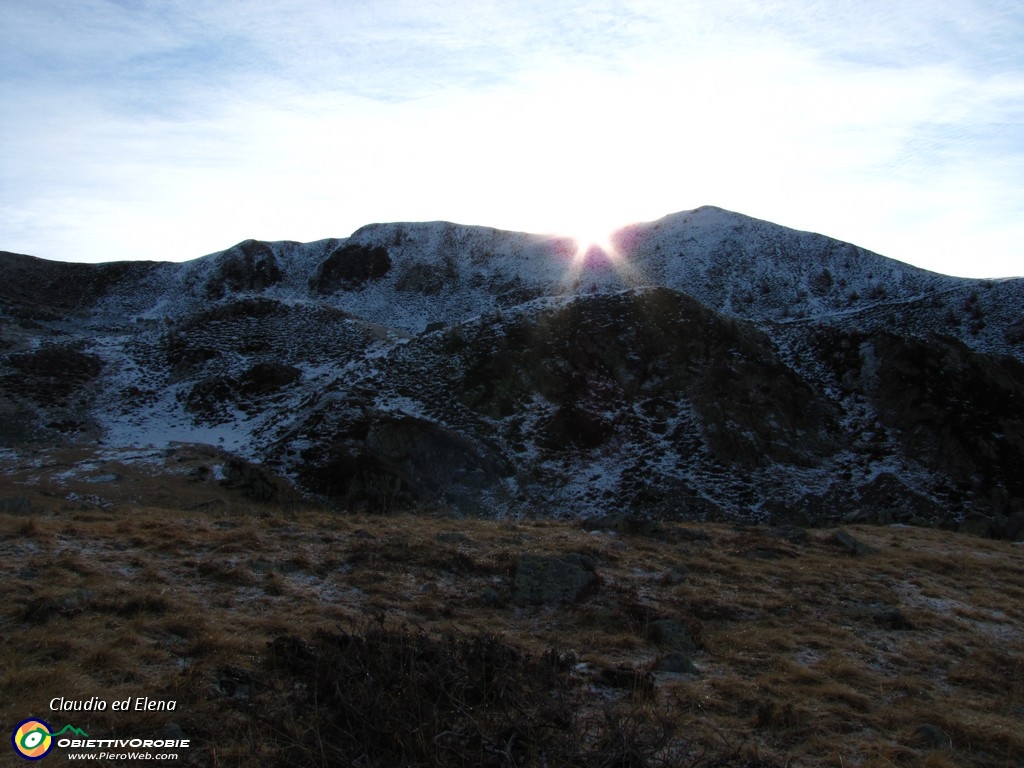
2 207 1023 535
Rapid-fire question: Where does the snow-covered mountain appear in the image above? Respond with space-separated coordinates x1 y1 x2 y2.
2 206 1023 534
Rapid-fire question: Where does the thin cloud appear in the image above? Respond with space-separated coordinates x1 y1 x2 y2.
1 0 1021 277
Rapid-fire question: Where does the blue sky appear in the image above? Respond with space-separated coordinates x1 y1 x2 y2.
1 0 1022 277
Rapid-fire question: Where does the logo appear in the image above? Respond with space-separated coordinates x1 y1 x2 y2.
11 720 88 761
12 718 53 760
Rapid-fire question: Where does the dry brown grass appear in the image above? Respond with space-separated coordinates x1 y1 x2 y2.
1 446 1023 766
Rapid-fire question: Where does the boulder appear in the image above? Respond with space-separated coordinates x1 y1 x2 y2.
831 530 878 556
219 457 290 503
653 653 699 675
513 554 597 605
646 618 698 655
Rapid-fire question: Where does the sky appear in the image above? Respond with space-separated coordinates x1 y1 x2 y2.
1 1 1022 278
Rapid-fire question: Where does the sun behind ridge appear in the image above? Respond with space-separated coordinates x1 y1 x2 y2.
552 214 648 292
566 219 620 263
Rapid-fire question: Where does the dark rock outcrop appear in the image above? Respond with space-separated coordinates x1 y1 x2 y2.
2 345 103 405
312 243 391 293
218 456 292 503
293 411 511 513
864 333 1024 500
205 240 282 299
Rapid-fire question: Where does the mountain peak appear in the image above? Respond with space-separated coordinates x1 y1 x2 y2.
2 209 1023 535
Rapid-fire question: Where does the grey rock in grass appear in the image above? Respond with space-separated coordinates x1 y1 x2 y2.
219 456 287 503
654 652 699 675
513 553 597 605
831 529 878 555
646 618 698 655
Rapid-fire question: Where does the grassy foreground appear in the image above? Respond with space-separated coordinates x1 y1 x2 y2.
1 447 1023 766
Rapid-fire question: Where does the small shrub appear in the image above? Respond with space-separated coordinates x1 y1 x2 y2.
252 625 731 767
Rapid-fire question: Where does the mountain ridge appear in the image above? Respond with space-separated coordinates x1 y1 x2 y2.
2 206 1023 535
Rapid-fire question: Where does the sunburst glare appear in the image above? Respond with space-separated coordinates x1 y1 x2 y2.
556 218 647 293
571 225 619 264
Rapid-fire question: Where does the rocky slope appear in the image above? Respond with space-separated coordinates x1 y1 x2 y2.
2 206 1023 534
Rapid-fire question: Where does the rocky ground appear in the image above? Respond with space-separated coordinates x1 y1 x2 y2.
2 445 1022 766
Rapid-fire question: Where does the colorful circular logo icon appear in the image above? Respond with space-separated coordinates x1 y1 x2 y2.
12 718 54 760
